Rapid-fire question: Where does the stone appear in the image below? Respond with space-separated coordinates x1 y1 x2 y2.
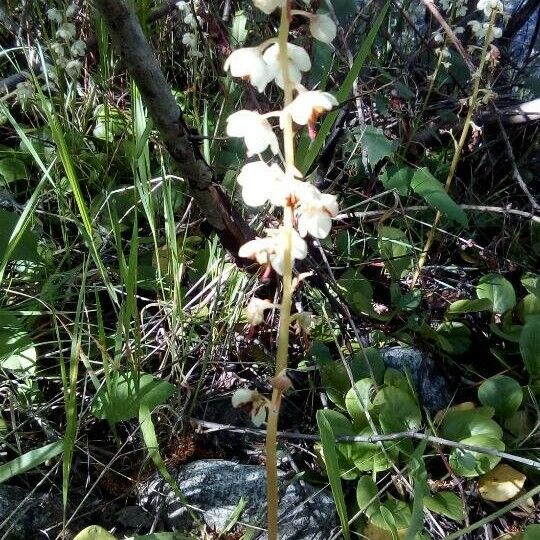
0 484 62 539
380 346 453 413
138 459 337 539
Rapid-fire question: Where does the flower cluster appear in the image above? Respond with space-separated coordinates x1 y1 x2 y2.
47 3 85 80
226 1 339 426
176 0 204 57
439 0 468 18
468 0 505 42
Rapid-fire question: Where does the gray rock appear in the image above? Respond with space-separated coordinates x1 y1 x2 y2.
138 460 337 539
0 484 62 539
380 346 453 413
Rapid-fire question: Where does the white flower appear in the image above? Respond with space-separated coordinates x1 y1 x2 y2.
184 13 196 26
252 0 285 15
477 0 503 17
226 110 279 156
455 26 465 35
245 297 275 325
231 388 268 426
15 82 34 102
236 161 284 207
65 59 82 78
182 32 196 47
281 90 338 128
56 22 76 40
309 14 337 44
176 0 188 11
51 42 66 57
239 228 307 275
263 43 311 89
70 39 86 57
47 8 63 24
296 185 338 238
66 3 77 18
224 46 276 92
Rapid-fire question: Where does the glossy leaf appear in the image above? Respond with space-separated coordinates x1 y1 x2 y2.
423 492 464 522
476 273 516 314
478 375 523 419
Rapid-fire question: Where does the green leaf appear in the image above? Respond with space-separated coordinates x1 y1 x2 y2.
447 298 493 315
378 226 413 281
410 168 467 226
423 492 464 522
521 273 540 296
0 440 64 483
317 410 351 540
356 475 379 516
478 375 523 419
436 322 471 354
0 157 26 182
345 378 375 427
230 10 247 46
73 526 118 540
439 406 502 442
337 268 373 315
524 525 540 540
92 371 176 423
0 315 37 375
476 273 516 314
350 348 386 384
370 496 412 531
519 316 540 381
347 427 399 472
0 209 40 263
449 435 504 477
361 125 397 167
381 165 414 196
374 385 422 436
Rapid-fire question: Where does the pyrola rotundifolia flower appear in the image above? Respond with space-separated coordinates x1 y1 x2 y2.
182 32 196 47
237 161 285 207
281 90 338 128
231 388 268 426
309 14 337 43
245 297 276 325
47 8 63 23
263 43 311 89
56 22 76 40
239 228 307 274
226 110 279 156
297 185 339 239
224 47 276 92
477 0 503 16
252 0 285 15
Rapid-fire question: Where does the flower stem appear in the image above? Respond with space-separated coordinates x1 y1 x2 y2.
265 3 295 540
410 9 497 289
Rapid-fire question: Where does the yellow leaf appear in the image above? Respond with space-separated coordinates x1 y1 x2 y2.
479 464 526 502
73 525 118 540
363 523 409 540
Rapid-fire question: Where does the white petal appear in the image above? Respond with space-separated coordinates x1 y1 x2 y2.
252 0 284 15
288 43 312 72
251 404 267 426
309 14 337 44
232 388 255 408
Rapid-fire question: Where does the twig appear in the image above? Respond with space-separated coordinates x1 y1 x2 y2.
336 204 540 223
494 111 540 212
190 418 540 470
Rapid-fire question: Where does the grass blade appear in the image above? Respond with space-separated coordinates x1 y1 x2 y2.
316 409 351 540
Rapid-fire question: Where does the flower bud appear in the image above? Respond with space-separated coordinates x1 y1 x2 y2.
309 14 337 44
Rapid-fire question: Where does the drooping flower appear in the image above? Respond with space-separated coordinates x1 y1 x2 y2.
176 0 188 11
239 228 307 275
236 161 285 207
51 42 66 57
245 297 276 325
296 185 339 239
224 46 276 92
231 388 268 426
281 90 338 129
182 32 196 47
226 110 279 156
477 0 503 17
263 43 311 89
65 59 82 78
70 39 86 57
56 22 76 40
47 8 63 24
309 14 337 44
65 3 77 18
252 0 285 15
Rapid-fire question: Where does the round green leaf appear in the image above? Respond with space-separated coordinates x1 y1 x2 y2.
439 406 501 442
478 375 523 419
520 316 540 381
73 525 117 540
373 385 422 432
345 378 375 427
476 273 516 314
449 435 504 477
347 428 399 472
447 298 493 315
423 492 464 522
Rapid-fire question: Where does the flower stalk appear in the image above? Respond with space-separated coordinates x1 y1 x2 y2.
224 1 339 537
